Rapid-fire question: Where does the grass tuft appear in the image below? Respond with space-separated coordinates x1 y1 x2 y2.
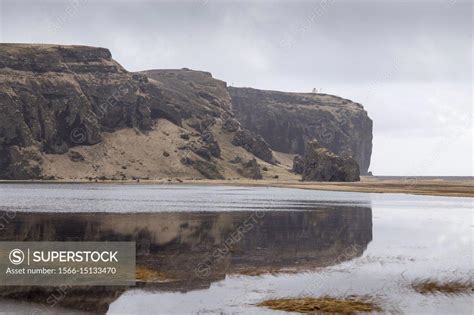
237 268 302 277
135 266 171 282
411 278 473 295
256 296 382 314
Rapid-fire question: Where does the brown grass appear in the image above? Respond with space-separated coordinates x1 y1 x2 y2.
191 177 474 198
135 266 172 282
411 279 473 295
236 268 302 277
256 296 382 314
8 174 473 198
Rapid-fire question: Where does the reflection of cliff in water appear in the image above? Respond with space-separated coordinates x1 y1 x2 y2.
0 206 372 313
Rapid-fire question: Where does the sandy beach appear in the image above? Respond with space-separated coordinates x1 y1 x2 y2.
187 177 474 198
2 177 473 198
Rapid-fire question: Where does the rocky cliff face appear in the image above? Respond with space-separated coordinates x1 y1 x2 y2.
295 140 360 182
0 44 275 180
140 69 275 165
0 44 372 180
0 44 152 148
0 44 153 178
229 87 373 174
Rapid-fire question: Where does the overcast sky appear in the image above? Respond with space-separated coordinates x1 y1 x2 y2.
1 0 472 176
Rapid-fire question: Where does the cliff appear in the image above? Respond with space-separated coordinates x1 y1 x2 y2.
0 44 276 180
0 44 151 178
140 69 275 164
0 44 372 180
229 87 373 174
296 140 360 182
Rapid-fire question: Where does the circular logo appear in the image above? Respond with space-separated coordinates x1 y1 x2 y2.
195 263 211 278
9 249 25 265
319 127 335 144
70 127 87 144
30 308 46 315
279 38 292 49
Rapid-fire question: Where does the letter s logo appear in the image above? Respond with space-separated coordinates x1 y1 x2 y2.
9 249 25 265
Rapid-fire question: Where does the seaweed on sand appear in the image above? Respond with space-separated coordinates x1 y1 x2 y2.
135 266 172 282
411 278 473 296
256 296 382 314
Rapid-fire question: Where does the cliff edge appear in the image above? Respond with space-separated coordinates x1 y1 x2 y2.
0 44 372 180
229 87 372 174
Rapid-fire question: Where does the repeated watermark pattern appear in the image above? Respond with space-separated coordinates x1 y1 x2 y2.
69 127 87 144
227 242 365 306
0 210 16 231
195 211 266 278
26 241 131 315
48 0 87 33
68 74 140 145
365 59 399 102
310 116 348 146
299 243 362 296
84 79 136 124
403 118 472 189
280 0 336 50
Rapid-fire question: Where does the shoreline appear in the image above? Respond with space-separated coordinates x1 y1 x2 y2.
1 177 473 198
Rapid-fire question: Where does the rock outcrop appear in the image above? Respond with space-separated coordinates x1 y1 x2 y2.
140 69 276 172
237 158 263 179
0 44 156 178
297 140 360 182
0 44 274 179
292 154 304 175
0 44 371 181
231 129 274 164
229 87 372 174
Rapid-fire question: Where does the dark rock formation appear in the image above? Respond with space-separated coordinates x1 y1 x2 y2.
201 129 221 158
140 69 232 120
229 87 372 174
0 44 371 180
229 156 243 164
0 45 272 179
0 44 159 178
142 69 274 164
237 158 263 179
180 155 224 179
191 160 224 179
68 150 85 162
1 146 43 179
221 115 240 132
232 129 274 164
0 45 155 151
292 154 304 175
299 140 360 182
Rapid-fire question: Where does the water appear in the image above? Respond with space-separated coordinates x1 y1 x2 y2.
0 184 472 314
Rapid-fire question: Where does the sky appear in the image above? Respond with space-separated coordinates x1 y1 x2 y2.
0 0 472 176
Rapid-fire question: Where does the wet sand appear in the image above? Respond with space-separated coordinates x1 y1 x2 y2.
192 177 474 198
